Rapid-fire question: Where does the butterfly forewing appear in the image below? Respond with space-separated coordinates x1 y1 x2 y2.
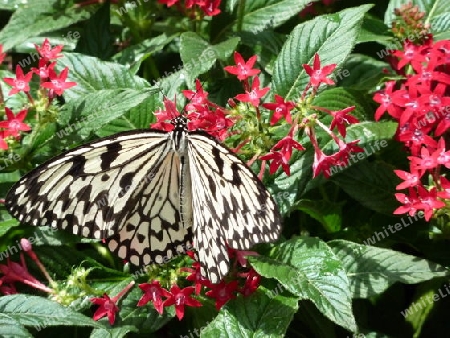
5 130 192 264
187 131 282 282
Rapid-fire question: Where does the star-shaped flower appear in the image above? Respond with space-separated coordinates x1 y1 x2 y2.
224 52 261 81
0 107 31 137
3 65 33 95
303 53 336 87
41 67 77 96
235 77 269 107
163 285 202 320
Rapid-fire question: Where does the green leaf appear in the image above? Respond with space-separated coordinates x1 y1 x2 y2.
241 0 311 32
0 314 32 338
95 95 160 137
0 295 103 329
58 88 156 138
338 54 389 90
331 160 400 215
56 53 150 100
295 199 344 233
357 14 391 44
180 33 239 83
112 34 177 69
75 1 113 60
90 326 138 338
312 87 377 121
0 218 20 239
270 147 313 216
250 237 357 332
273 5 372 99
0 0 94 51
328 240 449 299
201 287 298 338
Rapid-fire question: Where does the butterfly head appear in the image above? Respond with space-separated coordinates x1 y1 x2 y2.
172 116 188 132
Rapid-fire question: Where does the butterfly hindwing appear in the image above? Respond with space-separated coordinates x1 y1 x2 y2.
106 149 193 266
187 131 282 283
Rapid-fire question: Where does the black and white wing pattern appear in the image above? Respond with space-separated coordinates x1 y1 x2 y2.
187 131 282 282
5 117 282 283
5 130 193 267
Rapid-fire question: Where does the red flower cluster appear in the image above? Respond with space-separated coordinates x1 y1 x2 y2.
152 80 234 141
0 40 76 151
0 238 53 295
373 36 450 221
91 247 260 324
158 0 221 17
224 52 360 178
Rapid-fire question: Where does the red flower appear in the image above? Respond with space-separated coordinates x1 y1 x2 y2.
31 59 56 80
392 40 427 71
0 107 31 137
235 77 269 107
239 269 261 297
312 149 337 178
227 246 259 267
262 94 295 125
271 132 305 161
91 281 135 325
41 67 77 96
373 81 403 121
436 138 450 168
3 65 33 95
408 147 439 171
329 106 359 137
303 53 336 87
205 280 238 310
394 188 420 217
137 281 166 314
0 45 6 64
415 186 445 221
0 132 8 150
182 262 212 294
200 0 221 16
394 168 423 190
158 0 179 6
224 52 261 81
0 254 52 293
183 79 209 111
437 177 450 199
34 38 63 60
260 151 290 175
163 285 202 320
91 293 120 325
151 98 181 131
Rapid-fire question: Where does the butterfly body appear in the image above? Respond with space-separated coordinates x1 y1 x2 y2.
6 117 281 283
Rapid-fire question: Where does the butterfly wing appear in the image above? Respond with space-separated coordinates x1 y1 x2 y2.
187 131 282 283
6 130 192 266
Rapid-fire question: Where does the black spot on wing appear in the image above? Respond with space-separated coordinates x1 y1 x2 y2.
212 147 224 175
101 143 122 170
67 155 86 176
119 172 134 190
231 162 242 185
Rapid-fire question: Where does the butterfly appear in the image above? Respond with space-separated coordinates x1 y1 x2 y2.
5 114 282 283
